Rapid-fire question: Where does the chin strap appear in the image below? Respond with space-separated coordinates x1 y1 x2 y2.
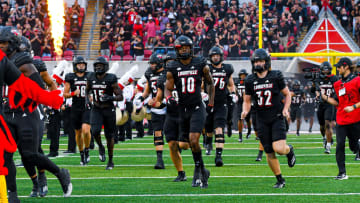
8 74 63 112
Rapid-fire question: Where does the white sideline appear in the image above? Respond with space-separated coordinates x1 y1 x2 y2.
19 193 360 198
16 175 360 180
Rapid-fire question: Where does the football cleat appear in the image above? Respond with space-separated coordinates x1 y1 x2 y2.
334 173 348 180
273 180 286 188
334 173 349 180
355 152 360 161
246 132 251 139
255 153 263 162
324 145 331 154
98 145 106 162
200 168 210 189
38 172 48 197
238 137 243 143
192 166 201 187
287 145 296 167
154 159 165 169
215 155 223 167
85 148 90 164
205 144 212 156
106 161 114 170
8 191 20 203
58 168 72 197
173 171 187 182
29 184 39 197
296 132 300 136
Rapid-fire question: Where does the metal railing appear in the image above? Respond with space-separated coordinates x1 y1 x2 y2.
86 0 99 59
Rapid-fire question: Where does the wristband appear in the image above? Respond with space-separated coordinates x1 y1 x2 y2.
71 92 75 96
208 104 214 107
353 104 357 109
166 95 171 102
152 101 157 107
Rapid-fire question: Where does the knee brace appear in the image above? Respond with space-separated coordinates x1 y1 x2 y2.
215 134 225 144
154 134 164 146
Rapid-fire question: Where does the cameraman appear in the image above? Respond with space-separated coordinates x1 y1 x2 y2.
315 61 338 154
321 57 360 180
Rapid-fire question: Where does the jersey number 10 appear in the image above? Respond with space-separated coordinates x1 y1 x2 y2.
181 77 195 94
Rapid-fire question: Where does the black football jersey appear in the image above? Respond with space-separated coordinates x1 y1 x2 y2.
145 68 166 98
167 56 206 107
209 63 234 104
245 70 286 118
65 72 90 110
87 72 117 107
234 78 246 104
290 88 304 107
318 75 338 105
304 90 316 108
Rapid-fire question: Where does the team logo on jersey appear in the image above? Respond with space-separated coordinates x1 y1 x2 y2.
265 80 269 83
177 67 181 71
190 66 195 69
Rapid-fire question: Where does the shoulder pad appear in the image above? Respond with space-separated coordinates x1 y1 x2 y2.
33 59 47 72
107 73 118 83
144 68 152 79
245 74 255 82
192 56 207 67
87 72 96 80
65 73 76 82
10 52 33 68
165 60 179 70
224 64 234 75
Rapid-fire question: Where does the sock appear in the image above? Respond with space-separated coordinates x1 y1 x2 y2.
216 148 223 156
80 151 84 160
156 150 163 160
206 136 213 146
85 148 89 156
326 143 331 148
178 171 185 176
192 151 204 168
109 155 113 162
276 174 284 182
31 176 38 188
239 132 242 139
258 150 263 156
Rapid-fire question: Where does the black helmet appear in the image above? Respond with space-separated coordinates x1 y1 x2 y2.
93 56 109 75
293 80 301 89
164 52 177 63
149 53 164 73
251 48 271 73
33 59 46 72
73 56 87 73
19 36 32 54
320 61 332 74
0 26 21 56
208 46 224 65
238 69 248 77
174 35 193 59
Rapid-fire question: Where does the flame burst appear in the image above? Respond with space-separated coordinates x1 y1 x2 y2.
47 0 65 57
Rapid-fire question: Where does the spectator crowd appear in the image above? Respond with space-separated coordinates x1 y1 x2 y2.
98 0 360 61
0 0 83 60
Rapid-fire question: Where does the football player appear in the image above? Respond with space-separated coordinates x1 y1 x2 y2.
241 49 296 188
289 80 305 136
64 56 92 166
0 27 71 200
166 35 214 188
85 56 123 170
204 46 235 167
235 69 251 142
315 61 338 153
303 81 316 132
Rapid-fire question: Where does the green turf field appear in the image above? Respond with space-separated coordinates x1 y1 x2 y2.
13 133 360 202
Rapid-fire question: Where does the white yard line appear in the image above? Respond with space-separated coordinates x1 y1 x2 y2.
18 193 360 198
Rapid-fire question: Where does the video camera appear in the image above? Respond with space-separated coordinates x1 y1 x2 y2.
303 67 326 82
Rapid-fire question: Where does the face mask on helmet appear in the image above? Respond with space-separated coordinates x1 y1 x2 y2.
210 54 222 65
76 63 87 73
150 63 161 73
254 62 266 73
175 45 192 59
95 64 106 75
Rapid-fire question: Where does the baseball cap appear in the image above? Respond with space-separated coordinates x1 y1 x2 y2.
334 57 352 67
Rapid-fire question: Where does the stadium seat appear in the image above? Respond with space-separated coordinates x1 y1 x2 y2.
123 44 131 55
64 55 73 61
111 55 122 61
144 49 152 58
42 56 52 61
124 40 131 46
33 56 41 60
64 50 74 57
122 55 133 61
